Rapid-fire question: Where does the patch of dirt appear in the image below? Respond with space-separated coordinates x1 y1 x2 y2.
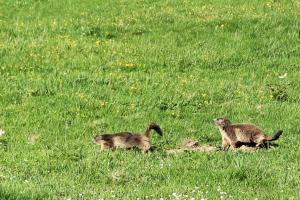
166 139 262 154
28 134 40 144
166 139 220 154
233 145 258 152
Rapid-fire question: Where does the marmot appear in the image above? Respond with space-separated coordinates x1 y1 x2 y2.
92 123 163 152
213 118 283 149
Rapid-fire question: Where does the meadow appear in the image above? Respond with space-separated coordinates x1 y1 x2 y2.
0 0 300 199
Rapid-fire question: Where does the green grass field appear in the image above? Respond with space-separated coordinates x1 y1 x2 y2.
1 0 300 199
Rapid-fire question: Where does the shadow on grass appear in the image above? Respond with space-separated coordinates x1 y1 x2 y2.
0 189 48 200
235 141 280 149
0 139 8 151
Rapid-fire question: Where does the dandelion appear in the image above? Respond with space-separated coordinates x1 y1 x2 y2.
100 101 108 107
96 40 101 46
125 63 135 67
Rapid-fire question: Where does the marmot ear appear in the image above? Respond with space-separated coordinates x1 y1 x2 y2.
224 118 230 123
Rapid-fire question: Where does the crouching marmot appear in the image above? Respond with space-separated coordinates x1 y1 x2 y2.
92 123 163 152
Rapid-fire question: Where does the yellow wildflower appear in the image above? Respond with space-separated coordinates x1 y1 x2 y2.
181 79 187 84
125 63 134 67
100 101 108 107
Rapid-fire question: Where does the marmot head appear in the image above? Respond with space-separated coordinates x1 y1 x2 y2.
92 135 103 145
213 118 231 128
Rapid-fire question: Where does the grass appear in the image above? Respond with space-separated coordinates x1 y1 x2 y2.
1 0 300 199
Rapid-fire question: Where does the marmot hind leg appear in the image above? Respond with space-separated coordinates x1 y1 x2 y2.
253 135 267 147
222 138 231 150
137 142 151 153
230 140 244 149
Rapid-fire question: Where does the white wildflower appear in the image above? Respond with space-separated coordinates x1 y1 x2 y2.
279 73 287 79
0 129 5 136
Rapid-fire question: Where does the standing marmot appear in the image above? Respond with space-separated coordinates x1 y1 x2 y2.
213 118 283 149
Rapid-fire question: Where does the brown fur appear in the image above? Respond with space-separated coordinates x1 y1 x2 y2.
92 123 163 152
213 118 283 149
